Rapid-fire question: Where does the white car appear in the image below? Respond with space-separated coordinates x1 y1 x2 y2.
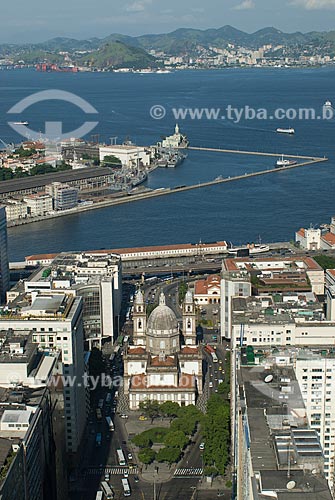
209 381 213 388
124 470 129 478
128 453 133 460
199 442 205 450
120 414 128 419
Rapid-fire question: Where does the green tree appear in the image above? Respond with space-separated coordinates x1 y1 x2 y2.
102 155 121 166
178 281 188 305
164 430 189 449
138 448 156 465
132 433 152 449
139 399 161 420
314 255 335 270
170 417 196 436
156 446 181 464
160 401 180 418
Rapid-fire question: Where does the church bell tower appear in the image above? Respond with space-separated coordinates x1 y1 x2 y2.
133 290 146 346
182 290 197 346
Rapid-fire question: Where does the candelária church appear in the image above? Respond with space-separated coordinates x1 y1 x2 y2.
123 290 203 409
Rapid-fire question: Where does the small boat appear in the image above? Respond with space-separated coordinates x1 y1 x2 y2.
276 127 295 134
324 100 332 108
276 155 297 167
12 121 29 126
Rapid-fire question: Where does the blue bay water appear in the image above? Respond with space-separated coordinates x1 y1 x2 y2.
0 68 334 261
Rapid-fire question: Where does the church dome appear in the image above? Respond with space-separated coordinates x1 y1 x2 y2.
147 292 178 334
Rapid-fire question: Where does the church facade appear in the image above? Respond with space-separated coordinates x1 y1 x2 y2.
123 290 203 410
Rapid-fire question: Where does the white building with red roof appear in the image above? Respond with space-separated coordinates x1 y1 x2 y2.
194 274 221 305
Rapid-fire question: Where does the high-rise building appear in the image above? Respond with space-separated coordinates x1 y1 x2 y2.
0 206 9 303
0 291 87 461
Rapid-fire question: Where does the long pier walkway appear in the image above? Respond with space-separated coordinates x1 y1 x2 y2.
187 146 325 160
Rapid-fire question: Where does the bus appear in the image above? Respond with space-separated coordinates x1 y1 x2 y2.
106 416 114 431
96 409 102 421
101 481 114 499
95 433 102 447
116 448 126 466
121 478 131 497
95 492 103 500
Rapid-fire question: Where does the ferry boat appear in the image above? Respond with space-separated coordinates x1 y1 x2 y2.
276 127 295 135
228 244 270 255
276 155 297 167
12 121 29 126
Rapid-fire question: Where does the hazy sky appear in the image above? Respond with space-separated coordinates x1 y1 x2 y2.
1 0 335 43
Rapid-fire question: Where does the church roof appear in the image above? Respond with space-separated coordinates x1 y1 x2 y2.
147 292 178 333
180 346 199 355
150 355 176 367
127 346 146 355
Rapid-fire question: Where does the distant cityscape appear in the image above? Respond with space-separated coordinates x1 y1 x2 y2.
1 25 335 71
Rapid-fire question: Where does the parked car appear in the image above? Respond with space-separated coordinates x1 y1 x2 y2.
128 453 133 460
120 414 128 419
139 415 147 421
134 475 140 483
199 442 205 450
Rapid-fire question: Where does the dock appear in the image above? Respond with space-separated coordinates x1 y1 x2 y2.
8 148 329 228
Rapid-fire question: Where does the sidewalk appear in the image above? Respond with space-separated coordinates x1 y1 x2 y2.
140 462 175 483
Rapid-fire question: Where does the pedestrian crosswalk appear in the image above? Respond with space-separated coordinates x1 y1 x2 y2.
84 466 138 476
174 467 203 477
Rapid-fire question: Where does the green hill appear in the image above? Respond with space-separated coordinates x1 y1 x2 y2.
76 41 156 69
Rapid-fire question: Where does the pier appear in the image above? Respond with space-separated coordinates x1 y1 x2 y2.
8 148 329 228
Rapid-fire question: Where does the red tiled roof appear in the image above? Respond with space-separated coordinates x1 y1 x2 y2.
322 232 335 246
296 228 305 238
223 256 322 272
151 356 175 367
180 346 199 354
327 269 335 277
195 274 220 295
26 253 58 262
128 347 146 355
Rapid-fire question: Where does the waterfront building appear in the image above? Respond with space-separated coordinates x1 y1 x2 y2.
0 207 9 303
24 192 53 216
0 167 113 200
123 290 202 409
4 199 28 221
296 217 335 250
160 124 189 148
45 182 78 210
99 144 151 167
24 240 228 266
